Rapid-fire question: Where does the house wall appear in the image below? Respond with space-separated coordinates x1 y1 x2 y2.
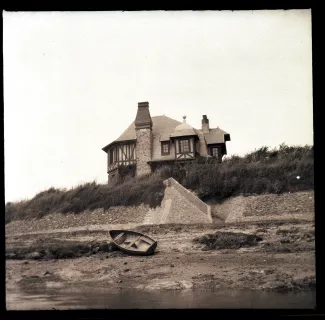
135 128 152 176
151 139 176 160
108 168 119 186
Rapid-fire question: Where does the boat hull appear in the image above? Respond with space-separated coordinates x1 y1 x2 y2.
109 229 158 256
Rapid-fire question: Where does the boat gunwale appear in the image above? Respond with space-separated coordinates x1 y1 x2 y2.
109 229 157 256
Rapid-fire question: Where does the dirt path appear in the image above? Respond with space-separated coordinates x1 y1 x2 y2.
5 222 141 238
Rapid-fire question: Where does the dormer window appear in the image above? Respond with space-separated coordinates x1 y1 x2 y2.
161 141 170 155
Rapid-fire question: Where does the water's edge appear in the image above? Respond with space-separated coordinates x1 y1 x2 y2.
6 286 316 310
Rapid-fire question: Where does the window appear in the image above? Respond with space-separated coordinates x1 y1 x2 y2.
211 147 218 157
110 148 116 164
179 139 190 153
161 142 170 155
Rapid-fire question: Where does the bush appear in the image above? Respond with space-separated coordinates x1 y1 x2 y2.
156 165 172 179
193 231 263 250
178 144 313 201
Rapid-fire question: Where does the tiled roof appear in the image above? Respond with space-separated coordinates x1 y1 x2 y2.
170 129 198 138
151 116 182 161
115 122 136 142
102 115 181 152
152 115 182 139
102 115 230 157
170 118 197 138
159 135 171 142
202 127 230 144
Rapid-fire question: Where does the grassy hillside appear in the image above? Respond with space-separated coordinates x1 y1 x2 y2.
5 144 313 223
180 143 314 201
5 174 165 223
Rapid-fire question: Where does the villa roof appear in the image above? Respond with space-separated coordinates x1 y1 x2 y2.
102 115 230 157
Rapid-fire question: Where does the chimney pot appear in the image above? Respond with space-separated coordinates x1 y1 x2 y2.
202 114 210 133
138 101 149 108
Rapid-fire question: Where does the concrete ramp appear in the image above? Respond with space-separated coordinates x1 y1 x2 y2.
143 177 212 224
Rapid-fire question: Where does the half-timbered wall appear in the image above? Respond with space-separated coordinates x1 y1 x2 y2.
107 142 136 173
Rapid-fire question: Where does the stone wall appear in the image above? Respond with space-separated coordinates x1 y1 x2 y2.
166 178 211 219
209 190 314 223
143 178 212 224
135 128 152 176
163 184 212 224
6 190 315 236
5 204 150 235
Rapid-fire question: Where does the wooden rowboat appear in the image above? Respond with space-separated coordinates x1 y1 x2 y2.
109 229 158 256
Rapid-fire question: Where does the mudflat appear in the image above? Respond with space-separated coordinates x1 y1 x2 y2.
6 220 315 292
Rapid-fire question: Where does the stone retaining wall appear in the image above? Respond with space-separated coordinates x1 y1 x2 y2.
209 191 314 224
143 178 212 224
6 204 149 236
165 178 211 220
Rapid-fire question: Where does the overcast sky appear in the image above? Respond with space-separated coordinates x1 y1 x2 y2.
4 10 313 202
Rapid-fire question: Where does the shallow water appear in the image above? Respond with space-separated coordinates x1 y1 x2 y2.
6 285 316 310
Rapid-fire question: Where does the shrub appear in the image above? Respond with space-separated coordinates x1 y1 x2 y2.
193 231 263 250
156 165 172 179
178 144 313 201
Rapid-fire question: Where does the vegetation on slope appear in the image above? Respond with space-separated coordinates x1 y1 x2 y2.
5 144 313 223
179 143 314 201
5 174 165 223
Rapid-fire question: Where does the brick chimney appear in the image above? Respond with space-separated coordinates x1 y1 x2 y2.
135 102 152 177
202 115 210 134
135 102 152 129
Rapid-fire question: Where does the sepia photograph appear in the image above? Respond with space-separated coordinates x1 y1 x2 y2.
4 9 315 310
